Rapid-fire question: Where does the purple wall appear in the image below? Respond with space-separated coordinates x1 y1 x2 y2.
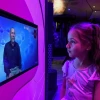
0 0 45 100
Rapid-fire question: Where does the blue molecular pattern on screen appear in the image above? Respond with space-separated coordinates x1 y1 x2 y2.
0 16 38 82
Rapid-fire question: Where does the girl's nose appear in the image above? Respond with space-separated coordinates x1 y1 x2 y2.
66 43 69 48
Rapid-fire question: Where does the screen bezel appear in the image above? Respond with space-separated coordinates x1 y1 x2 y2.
0 9 38 86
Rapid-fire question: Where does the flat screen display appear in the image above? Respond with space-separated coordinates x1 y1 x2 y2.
0 9 38 85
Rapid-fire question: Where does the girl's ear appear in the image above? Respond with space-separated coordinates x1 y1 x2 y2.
86 42 91 51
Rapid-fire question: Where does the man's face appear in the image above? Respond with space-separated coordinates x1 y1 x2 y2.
10 28 15 42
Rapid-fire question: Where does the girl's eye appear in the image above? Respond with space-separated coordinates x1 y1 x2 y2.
71 40 76 43
68 40 76 44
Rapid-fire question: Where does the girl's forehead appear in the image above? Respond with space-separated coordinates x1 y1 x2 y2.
68 29 79 38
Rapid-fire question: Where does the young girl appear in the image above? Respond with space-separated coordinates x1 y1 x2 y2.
60 22 100 100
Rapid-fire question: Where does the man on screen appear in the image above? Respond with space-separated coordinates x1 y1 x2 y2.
3 28 22 78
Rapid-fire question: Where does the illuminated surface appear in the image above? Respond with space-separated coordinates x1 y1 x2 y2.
54 0 67 15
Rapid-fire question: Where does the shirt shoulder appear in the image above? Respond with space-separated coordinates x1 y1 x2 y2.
14 42 20 47
62 60 75 77
4 41 10 47
88 65 100 81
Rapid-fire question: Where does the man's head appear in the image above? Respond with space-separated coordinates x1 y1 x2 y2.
10 28 15 42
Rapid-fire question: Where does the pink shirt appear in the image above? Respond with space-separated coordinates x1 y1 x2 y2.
62 60 100 100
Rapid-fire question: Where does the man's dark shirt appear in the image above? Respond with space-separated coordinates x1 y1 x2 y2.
3 41 21 76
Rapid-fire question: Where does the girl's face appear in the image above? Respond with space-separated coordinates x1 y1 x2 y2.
66 29 88 58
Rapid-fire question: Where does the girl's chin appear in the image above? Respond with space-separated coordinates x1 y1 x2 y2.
69 55 73 58
68 54 75 58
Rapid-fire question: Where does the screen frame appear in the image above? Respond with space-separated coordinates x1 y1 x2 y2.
0 9 38 86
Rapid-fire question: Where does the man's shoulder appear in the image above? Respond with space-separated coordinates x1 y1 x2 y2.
5 41 10 46
15 41 19 46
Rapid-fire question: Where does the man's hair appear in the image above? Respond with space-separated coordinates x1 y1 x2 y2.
10 27 15 33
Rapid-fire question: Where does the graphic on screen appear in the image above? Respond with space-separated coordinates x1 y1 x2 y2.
0 16 38 83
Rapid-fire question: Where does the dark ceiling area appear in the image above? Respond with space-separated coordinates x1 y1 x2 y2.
50 0 100 22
